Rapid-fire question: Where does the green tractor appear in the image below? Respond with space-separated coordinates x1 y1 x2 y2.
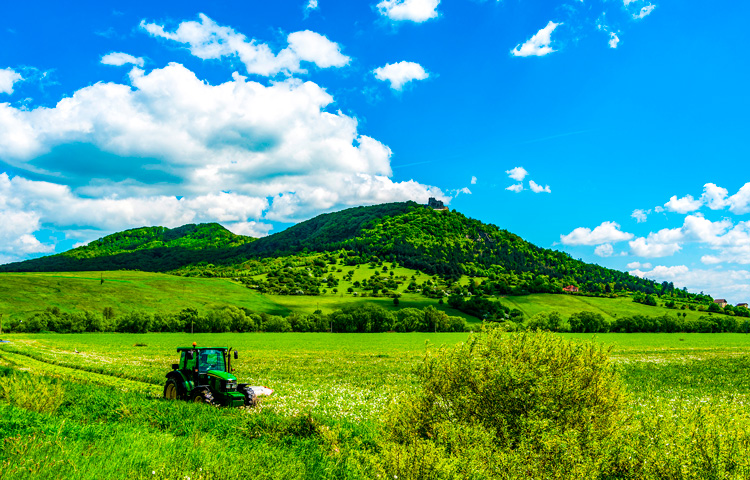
164 343 256 407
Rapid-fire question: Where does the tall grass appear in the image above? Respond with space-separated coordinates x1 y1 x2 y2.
3 332 750 478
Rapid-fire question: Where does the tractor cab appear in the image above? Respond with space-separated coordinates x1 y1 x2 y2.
177 347 230 373
164 343 253 407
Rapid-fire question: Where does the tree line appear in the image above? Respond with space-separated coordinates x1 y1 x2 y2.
6 304 467 334
514 310 750 333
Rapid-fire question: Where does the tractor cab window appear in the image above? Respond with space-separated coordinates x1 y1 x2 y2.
198 350 225 373
182 351 197 371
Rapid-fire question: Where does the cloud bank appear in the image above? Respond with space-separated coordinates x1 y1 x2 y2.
0 62 446 262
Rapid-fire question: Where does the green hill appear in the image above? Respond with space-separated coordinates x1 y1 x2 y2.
0 223 254 273
0 201 703 301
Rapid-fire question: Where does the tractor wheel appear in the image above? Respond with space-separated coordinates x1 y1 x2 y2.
240 386 257 407
163 379 180 400
192 389 214 405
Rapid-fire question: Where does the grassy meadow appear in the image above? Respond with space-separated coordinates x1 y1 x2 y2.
0 270 707 326
3 270 749 477
2 331 750 478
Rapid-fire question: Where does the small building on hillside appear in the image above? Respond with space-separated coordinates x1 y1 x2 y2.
737 303 749 309
427 197 448 210
714 299 728 308
563 285 579 293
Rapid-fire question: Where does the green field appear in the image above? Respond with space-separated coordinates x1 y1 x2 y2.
0 271 475 322
2 332 750 478
0 271 707 326
501 292 711 322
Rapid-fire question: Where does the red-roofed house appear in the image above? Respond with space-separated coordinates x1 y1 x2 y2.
563 285 579 293
715 299 728 308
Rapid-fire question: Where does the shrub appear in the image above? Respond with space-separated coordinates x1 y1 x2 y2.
569 311 609 333
525 311 565 331
379 330 627 477
263 315 292 333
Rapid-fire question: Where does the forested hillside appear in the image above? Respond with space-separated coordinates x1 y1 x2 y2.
0 201 697 299
0 223 254 272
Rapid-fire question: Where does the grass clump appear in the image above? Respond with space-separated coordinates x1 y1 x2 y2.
0 367 65 414
379 330 628 478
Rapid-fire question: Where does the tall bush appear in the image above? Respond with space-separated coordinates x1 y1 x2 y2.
379 330 627 477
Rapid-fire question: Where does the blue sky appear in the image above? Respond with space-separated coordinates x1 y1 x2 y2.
1 0 749 301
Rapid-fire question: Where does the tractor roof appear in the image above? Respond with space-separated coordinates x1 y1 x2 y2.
176 347 229 352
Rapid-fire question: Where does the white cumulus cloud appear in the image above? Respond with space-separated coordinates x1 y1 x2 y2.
664 194 703 214
287 31 350 68
373 61 429 91
630 264 750 304
609 32 620 49
631 208 650 223
506 166 528 182
511 21 560 57
628 237 681 258
727 184 750 214
529 180 551 193
627 261 652 269
140 14 349 76
0 68 23 95
377 0 440 23
0 62 448 258
101 52 145 67
633 4 655 19
658 183 750 216
470 176 477 185
560 221 633 246
506 184 523 193
595 243 614 257
701 183 729 210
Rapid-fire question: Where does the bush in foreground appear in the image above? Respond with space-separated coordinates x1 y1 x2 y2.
378 330 628 478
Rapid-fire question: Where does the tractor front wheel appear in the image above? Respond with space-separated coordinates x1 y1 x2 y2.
163 379 180 400
192 389 214 405
240 385 257 407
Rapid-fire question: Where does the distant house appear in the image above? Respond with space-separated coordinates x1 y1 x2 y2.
563 285 579 293
737 303 749 309
427 197 448 210
714 299 728 308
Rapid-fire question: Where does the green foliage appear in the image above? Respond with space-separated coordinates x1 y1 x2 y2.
448 293 509 320
633 292 659 306
569 311 609 333
525 311 566 331
5 302 469 334
380 330 627 477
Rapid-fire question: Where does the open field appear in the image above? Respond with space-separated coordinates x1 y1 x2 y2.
2 332 750 478
501 293 712 322
0 271 476 323
0 271 713 326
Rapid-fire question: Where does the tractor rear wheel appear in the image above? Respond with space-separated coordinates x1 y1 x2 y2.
163 379 180 400
192 389 214 405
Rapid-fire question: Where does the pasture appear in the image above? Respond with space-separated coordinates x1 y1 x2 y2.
0 271 709 325
2 332 750 478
